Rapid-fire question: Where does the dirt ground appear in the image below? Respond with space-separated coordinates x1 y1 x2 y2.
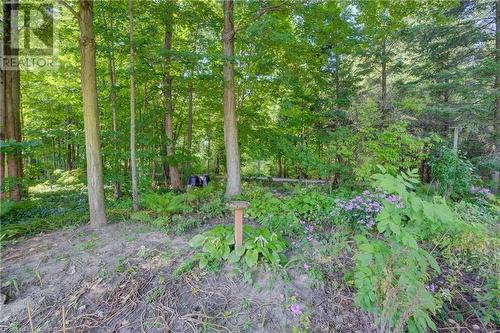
0 222 375 333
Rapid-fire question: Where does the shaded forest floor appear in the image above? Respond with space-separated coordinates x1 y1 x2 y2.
1 179 498 333
0 222 375 333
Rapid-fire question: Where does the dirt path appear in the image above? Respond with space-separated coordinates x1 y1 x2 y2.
0 222 374 332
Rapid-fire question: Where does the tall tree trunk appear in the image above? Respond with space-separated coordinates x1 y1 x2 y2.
0 58 5 200
222 0 242 197
129 0 139 211
78 0 106 226
187 84 193 168
139 81 147 155
334 53 341 110
380 38 387 115
162 15 182 190
151 158 157 190
493 0 500 193
2 0 22 201
106 0 121 199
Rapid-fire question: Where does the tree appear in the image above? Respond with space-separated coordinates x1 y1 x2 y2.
103 0 121 199
2 0 23 201
222 0 242 197
60 0 107 226
494 0 499 192
129 0 139 210
162 2 182 190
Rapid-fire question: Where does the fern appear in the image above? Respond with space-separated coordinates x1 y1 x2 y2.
141 192 192 215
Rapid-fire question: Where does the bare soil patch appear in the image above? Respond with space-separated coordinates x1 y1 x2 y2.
0 222 374 332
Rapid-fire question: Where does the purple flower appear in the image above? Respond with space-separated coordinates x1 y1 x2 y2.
290 304 302 315
479 188 491 196
303 263 310 270
306 235 313 242
429 283 436 293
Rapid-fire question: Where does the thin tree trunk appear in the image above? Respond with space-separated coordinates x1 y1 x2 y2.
106 0 121 199
380 38 387 115
0 66 4 200
129 0 139 211
187 84 193 168
206 116 212 174
493 0 500 193
52 138 57 170
3 0 22 201
223 0 242 197
162 12 182 190
78 0 106 226
335 53 341 110
139 81 147 154
151 159 157 190
66 113 74 170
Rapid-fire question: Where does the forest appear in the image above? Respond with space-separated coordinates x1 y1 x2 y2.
0 0 499 332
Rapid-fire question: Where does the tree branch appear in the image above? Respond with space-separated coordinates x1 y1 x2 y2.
57 0 78 20
234 0 301 35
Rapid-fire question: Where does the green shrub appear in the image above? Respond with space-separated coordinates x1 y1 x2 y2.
354 236 440 333
429 147 476 198
171 215 201 235
187 225 288 271
260 213 305 238
141 192 192 215
246 192 284 221
55 169 84 185
183 184 219 206
199 197 227 219
284 188 334 221
352 167 465 333
0 200 15 218
453 201 498 226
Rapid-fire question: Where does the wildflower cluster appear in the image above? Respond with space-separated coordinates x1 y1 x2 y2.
299 220 315 242
470 186 492 197
335 190 404 229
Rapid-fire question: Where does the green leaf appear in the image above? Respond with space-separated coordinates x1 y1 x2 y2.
199 257 209 269
229 246 246 263
245 249 259 267
188 234 205 248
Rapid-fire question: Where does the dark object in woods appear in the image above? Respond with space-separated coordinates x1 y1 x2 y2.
201 175 210 187
187 175 210 187
187 176 200 187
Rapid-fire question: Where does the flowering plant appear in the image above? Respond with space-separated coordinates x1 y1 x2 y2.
470 186 493 198
335 190 404 229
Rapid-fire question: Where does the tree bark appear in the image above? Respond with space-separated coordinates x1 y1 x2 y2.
78 0 107 226
0 57 5 200
129 0 139 211
187 84 193 167
105 0 121 199
334 53 341 110
2 0 22 201
493 0 500 193
222 0 242 197
162 13 182 190
380 38 387 115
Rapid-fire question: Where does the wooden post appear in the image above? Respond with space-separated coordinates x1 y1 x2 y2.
451 127 462 151
228 201 249 248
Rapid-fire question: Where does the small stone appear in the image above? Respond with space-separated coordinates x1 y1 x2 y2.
472 324 481 331
0 293 6 304
67 265 76 275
